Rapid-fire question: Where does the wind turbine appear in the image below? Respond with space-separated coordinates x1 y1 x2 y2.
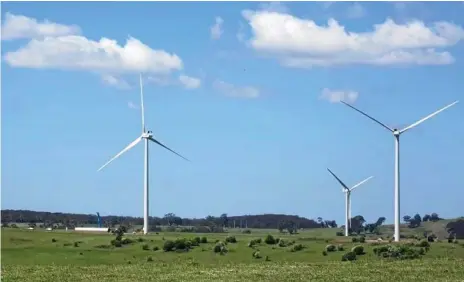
97 74 189 235
340 100 458 241
327 168 373 236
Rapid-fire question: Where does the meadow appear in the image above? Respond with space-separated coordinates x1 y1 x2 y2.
2 225 464 282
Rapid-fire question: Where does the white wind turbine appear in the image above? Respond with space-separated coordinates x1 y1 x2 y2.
340 100 459 242
327 168 373 236
97 74 189 235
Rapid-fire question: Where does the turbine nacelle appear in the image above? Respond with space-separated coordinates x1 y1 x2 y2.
142 131 153 139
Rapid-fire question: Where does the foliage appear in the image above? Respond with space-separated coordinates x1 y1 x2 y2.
351 245 365 255
264 234 276 245
341 251 357 261
325 244 336 252
225 236 237 243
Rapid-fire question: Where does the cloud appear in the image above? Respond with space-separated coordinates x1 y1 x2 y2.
241 10 464 67
3 14 183 76
258 2 289 13
346 2 366 19
237 22 246 42
213 80 260 99
1 12 81 40
178 75 201 89
101 74 130 90
320 88 359 103
127 101 139 109
210 17 224 40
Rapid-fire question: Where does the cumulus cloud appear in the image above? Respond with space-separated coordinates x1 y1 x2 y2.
241 10 464 67
101 74 130 90
320 88 359 103
213 80 260 99
1 12 81 40
258 2 289 13
178 75 201 89
210 17 224 40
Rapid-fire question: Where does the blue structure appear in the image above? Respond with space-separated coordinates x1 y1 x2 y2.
96 212 102 228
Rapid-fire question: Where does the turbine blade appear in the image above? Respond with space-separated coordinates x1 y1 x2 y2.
148 137 189 161
327 168 349 191
341 101 393 132
140 73 146 132
399 101 459 134
97 136 142 171
350 176 374 191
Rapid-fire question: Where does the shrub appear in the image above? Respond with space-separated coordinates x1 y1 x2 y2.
342 251 357 261
290 244 304 252
351 245 365 255
252 250 262 259
278 239 288 247
242 229 251 234
322 251 328 256
163 240 175 252
325 244 336 252
359 236 366 243
374 244 424 260
95 244 112 249
264 234 276 245
153 246 160 251
337 244 344 251
147 256 153 262
137 237 145 243
265 255 271 261
113 240 122 247
255 238 262 244
352 237 358 243
416 240 430 248
225 236 237 243
74 242 79 247
213 241 228 254
174 238 188 250
52 238 57 243
200 236 208 244
336 231 344 236
193 237 201 245
121 238 134 245
142 244 150 250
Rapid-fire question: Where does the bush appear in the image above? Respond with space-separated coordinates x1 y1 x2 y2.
153 246 160 251
74 242 79 247
121 238 134 245
374 244 424 260
351 245 365 255
252 250 262 259
147 256 153 262
242 229 251 234
174 238 187 250
359 236 366 243
264 234 276 245
52 238 57 243
142 244 150 250
163 240 175 252
352 237 358 243
95 244 112 249
322 251 328 256
342 251 357 261
193 237 201 245
200 236 208 244
278 239 288 247
336 231 344 236
337 244 344 251
213 241 228 254
225 236 237 243
290 244 304 252
416 240 430 248
265 255 270 261
137 237 145 243
325 244 336 252
255 238 262 244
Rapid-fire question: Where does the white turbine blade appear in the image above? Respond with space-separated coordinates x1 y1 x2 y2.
399 100 459 134
350 176 374 191
140 73 146 132
341 101 393 133
148 137 189 161
327 168 349 191
97 136 142 171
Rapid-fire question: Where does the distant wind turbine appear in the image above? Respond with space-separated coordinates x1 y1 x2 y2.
327 168 373 236
340 100 458 241
97 74 189 235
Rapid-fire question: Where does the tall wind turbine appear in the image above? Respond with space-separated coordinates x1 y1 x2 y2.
97 74 189 235
327 168 373 236
340 100 458 241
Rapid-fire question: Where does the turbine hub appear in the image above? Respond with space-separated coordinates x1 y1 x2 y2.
142 131 153 138
393 129 400 136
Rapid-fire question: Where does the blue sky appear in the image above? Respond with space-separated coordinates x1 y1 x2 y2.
2 1 463 224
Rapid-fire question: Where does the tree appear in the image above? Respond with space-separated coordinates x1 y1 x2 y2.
220 213 228 228
413 214 422 223
423 214 431 222
403 215 411 223
375 217 386 226
430 213 440 222
163 213 177 226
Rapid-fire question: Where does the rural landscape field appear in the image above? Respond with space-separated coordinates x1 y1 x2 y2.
2 210 464 281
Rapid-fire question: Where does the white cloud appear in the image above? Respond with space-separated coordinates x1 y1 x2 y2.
1 12 81 40
210 17 224 40
128 101 139 109
178 75 201 89
213 80 260 99
102 74 130 90
259 2 289 13
320 88 358 103
346 2 366 19
3 14 183 76
241 10 464 67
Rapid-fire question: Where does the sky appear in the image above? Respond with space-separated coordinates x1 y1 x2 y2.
1 1 464 225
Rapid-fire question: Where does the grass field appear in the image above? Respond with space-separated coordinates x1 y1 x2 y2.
2 227 464 281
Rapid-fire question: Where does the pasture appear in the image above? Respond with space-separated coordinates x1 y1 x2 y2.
2 227 464 281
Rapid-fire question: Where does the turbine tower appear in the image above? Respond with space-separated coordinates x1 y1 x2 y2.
97 74 189 235
340 100 458 241
327 168 373 236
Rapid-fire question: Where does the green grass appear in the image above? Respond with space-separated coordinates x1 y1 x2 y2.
2 228 464 281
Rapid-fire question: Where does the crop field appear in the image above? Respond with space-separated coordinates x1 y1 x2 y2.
2 227 464 282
